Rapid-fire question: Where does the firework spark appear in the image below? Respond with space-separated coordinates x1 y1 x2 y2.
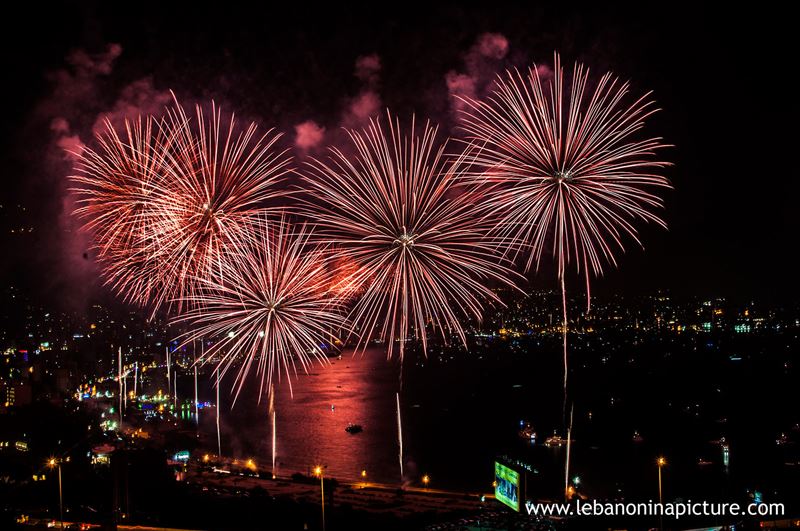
302 112 518 359
72 96 292 315
176 218 348 401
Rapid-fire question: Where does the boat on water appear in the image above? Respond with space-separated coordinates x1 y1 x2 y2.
544 433 568 447
345 423 363 434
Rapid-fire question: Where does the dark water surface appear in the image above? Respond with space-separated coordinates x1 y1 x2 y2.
188 333 799 514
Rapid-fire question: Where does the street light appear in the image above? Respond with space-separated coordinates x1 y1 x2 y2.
422 474 430 488
657 457 666 531
47 458 63 530
314 465 325 531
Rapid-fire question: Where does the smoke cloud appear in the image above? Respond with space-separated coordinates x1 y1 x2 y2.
293 53 384 155
294 120 326 152
445 32 511 120
92 77 173 136
343 53 382 128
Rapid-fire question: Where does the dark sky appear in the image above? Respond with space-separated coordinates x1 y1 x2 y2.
0 2 796 310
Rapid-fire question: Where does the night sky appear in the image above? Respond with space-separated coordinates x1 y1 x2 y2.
0 3 796 310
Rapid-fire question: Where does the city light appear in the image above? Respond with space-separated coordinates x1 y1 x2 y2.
46 458 64 530
657 455 666 530
314 465 325 531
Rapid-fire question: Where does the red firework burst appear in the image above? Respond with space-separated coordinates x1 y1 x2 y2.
72 96 292 315
175 217 348 400
459 54 672 285
302 112 519 359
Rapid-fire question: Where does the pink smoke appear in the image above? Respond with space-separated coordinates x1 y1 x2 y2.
343 53 382 127
44 43 123 161
445 32 511 121
476 33 509 61
355 53 381 84
50 117 84 163
54 133 85 162
92 77 172 136
293 53 383 154
346 91 381 125
294 120 326 151
66 44 122 75
445 72 477 114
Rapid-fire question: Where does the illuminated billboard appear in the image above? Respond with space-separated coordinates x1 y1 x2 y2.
494 461 520 512
172 450 190 462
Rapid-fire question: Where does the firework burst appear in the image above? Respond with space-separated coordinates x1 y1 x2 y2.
302 112 518 359
176 217 347 401
459 54 672 287
71 96 292 315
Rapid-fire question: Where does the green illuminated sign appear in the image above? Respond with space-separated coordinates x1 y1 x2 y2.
494 462 520 512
